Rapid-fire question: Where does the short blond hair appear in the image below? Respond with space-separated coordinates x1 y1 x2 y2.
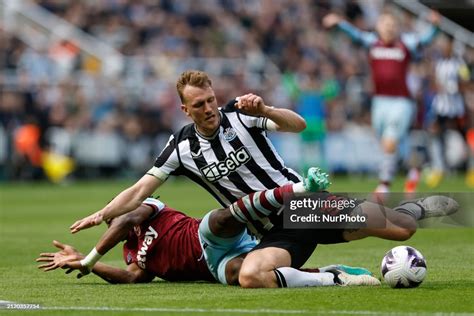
176 70 213 103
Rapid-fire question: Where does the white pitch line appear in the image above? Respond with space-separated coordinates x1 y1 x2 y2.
42 306 308 314
2 301 473 315
40 306 474 316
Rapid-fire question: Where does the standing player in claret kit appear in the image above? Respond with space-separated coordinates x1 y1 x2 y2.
323 9 440 193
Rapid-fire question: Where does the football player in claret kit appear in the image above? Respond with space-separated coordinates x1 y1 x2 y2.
323 9 441 193
38 203 380 286
38 200 223 284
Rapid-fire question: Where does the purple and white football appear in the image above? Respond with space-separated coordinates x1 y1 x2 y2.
381 246 427 288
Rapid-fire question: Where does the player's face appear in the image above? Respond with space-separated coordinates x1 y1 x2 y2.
181 85 220 136
377 15 398 44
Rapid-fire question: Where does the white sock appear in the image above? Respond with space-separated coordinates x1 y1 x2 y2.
379 152 397 183
292 182 306 195
274 267 336 287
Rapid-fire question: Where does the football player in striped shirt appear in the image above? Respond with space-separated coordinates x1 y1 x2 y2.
70 70 306 230
426 35 470 187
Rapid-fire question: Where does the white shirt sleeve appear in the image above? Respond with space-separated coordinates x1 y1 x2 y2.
147 135 180 181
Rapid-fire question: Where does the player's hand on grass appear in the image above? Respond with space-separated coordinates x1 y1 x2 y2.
36 240 82 271
70 211 104 233
36 240 91 278
235 94 268 117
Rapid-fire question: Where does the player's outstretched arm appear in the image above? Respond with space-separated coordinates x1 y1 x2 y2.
418 10 441 46
70 174 163 233
91 261 154 284
37 241 153 284
322 13 376 48
235 94 306 132
322 13 343 29
70 204 155 276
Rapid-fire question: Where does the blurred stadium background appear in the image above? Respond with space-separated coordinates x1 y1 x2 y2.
0 0 473 188
1 1 473 314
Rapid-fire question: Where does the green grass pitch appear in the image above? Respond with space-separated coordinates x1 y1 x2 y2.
0 176 473 315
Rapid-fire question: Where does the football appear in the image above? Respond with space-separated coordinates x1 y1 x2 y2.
381 246 427 288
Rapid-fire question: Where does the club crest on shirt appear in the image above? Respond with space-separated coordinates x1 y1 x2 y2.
191 148 203 158
223 127 237 142
134 225 141 236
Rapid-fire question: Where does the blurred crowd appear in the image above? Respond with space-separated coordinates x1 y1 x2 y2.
0 0 473 181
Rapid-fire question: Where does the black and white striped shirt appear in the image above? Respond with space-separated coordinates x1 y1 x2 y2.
147 100 301 207
432 57 469 118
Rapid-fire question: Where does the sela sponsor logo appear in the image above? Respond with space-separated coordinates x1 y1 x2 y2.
136 225 158 269
223 127 237 142
199 147 251 182
370 47 405 61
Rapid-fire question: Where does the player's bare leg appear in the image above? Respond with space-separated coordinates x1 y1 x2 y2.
239 247 380 288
